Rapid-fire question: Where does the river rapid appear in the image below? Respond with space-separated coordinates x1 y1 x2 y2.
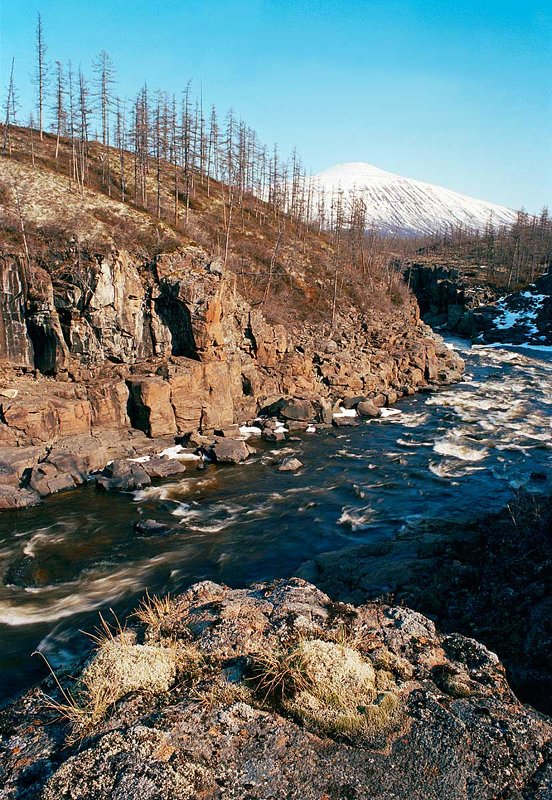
0 338 550 702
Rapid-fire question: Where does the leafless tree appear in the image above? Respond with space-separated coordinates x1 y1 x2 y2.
34 13 49 141
93 50 115 193
52 61 66 159
2 58 18 154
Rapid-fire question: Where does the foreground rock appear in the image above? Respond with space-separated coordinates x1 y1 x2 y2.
0 579 549 799
209 437 251 464
299 492 552 717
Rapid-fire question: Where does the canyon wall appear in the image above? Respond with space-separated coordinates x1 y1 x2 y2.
405 262 552 345
0 246 463 508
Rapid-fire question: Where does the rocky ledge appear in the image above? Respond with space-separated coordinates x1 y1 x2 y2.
405 262 552 346
0 578 550 800
0 246 464 510
299 492 552 717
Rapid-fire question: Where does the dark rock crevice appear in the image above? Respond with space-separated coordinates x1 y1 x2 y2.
154 283 198 359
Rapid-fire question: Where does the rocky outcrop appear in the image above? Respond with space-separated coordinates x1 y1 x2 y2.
0 257 34 368
404 262 500 337
405 261 552 345
299 492 552 716
0 579 549 799
0 245 464 508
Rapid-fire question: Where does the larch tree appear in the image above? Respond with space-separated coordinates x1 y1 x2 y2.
93 50 116 193
34 13 48 141
2 57 18 155
77 69 92 187
52 61 67 159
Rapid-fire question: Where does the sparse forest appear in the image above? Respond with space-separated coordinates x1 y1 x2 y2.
1 12 549 323
409 210 552 289
0 14 416 326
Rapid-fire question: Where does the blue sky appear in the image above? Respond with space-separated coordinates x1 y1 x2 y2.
1 0 550 212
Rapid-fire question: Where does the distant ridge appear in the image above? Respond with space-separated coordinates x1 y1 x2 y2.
311 162 518 236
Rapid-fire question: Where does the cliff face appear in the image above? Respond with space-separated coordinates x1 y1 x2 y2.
405 261 552 345
0 243 463 509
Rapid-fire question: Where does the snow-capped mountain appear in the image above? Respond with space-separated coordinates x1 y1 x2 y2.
311 162 518 236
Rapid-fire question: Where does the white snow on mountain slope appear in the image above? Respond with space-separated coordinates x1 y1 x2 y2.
311 162 518 236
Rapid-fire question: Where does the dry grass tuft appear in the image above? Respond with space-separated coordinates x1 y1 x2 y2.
193 677 255 709
134 591 182 633
250 638 403 742
37 608 194 743
249 639 314 702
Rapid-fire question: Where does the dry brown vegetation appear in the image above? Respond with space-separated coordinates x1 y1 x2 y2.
249 637 402 742
0 125 409 331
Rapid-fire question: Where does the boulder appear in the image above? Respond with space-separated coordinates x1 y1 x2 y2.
210 438 251 464
316 397 334 425
0 446 46 485
332 416 360 427
141 457 186 480
279 398 316 422
286 421 310 431
357 400 381 417
213 425 241 438
371 393 387 407
28 462 76 497
95 460 151 492
278 457 303 472
341 395 367 410
134 519 174 536
46 435 110 483
262 430 286 442
0 484 40 510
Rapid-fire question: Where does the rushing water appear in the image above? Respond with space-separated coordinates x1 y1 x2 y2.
0 338 550 702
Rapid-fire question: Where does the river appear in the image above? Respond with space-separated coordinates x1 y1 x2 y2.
0 338 550 702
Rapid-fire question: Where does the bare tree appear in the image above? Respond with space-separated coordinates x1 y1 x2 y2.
2 58 18 154
52 60 66 159
66 61 80 191
34 13 48 141
77 68 92 186
115 97 127 202
206 104 219 196
93 50 115 193
132 84 150 206
180 81 193 223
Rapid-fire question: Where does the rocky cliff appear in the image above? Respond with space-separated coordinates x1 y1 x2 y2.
405 261 552 345
0 242 463 510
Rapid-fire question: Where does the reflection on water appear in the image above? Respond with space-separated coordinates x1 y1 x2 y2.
0 339 550 701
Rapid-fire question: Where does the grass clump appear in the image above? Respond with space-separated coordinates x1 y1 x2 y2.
194 677 255 709
249 641 314 702
39 611 194 742
250 638 402 742
134 591 184 641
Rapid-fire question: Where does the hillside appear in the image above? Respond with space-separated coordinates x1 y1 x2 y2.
0 126 345 329
311 162 518 236
0 128 464 510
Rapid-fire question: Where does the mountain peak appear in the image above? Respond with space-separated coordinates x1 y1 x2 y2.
311 162 517 236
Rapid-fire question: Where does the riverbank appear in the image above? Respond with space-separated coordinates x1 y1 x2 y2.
0 244 464 511
1 342 551 798
2 339 550 702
